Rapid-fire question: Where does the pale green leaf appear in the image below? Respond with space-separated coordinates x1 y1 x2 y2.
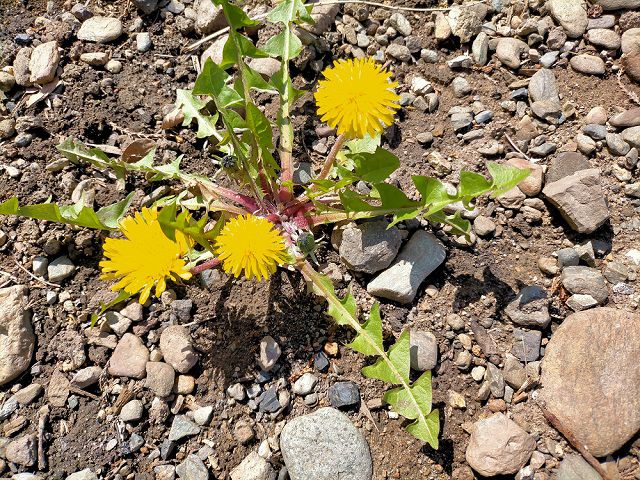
362 330 410 384
346 302 383 355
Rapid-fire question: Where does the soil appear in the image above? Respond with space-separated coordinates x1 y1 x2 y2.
1 0 640 479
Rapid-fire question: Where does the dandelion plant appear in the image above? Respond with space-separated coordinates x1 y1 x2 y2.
0 0 529 449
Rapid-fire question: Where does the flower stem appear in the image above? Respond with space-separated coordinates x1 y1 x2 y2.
317 134 346 182
190 257 221 275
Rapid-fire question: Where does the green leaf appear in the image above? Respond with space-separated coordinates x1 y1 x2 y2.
221 34 267 69
176 89 218 138
193 59 243 108
407 409 439 449
458 171 492 199
346 303 383 355
487 161 530 197
362 330 410 384
0 194 133 231
345 134 381 154
262 30 303 60
351 148 400 184
267 0 313 24
211 0 258 28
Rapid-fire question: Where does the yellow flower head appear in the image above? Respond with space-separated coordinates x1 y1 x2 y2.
314 57 400 139
215 215 288 281
100 207 192 304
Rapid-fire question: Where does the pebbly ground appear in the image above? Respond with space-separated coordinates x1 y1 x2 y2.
1 0 640 479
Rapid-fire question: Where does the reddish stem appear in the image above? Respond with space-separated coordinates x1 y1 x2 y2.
207 184 259 213
190 258 221 275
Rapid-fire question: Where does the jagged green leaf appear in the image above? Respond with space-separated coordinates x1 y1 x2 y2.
346 302 383 355
176 89 218 138
193 59 243 108
0 193 134 231
407 409 440 449
361 330 410 384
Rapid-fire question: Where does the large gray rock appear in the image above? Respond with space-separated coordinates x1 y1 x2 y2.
0 286 34 386
505 285 551 328
545 152 590 184
542 168 609 233
547 0 588 38
594 0 640 10
339 221 402 274
541 308 640 456
280 407 372 480
367 231 445 304
201 34 228 66
570 54 606 76
29 41 59 84
77 17 123 43
5 434 37 467
561 266 608 304
621 28 640 55
465 413 536 476
308 3 340 35
610 108 640 128
409 330 438 371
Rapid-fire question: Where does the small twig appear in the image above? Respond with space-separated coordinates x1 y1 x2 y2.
503 133 531 162
183 1 476 53
540 404 614 480
68 385 101 401
316 134 346 182
37 405 50 471
13 259 60 288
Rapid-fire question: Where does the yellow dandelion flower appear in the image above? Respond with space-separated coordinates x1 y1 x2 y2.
215 215 288 281
314 57 400 139
100 207 192 304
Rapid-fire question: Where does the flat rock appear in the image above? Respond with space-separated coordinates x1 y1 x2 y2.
447 4 488 43
339 221 402 274
512 329 542 362
367 231 445 304
48 256 76 283
160 325 198 373
610 108 640 128
542 168 609 233
67 469 98 480
200 34 228 66
465 413 535 476
587 28 621 50
541 308 640 456
0 286 34 386
623 51 640 84
230 452 275 480
545 152 590 183
77 17 123 43
258 335 281 372
29 41 59 84
547 0 588 38
309 3 340 35
570 54 606 75
176 454 210 480
280 407 372 480
561 266 608 304
169 415 201 442
505 285 551 328
557 455 602 480
6 434 37 467
108 333 149 379
528 68 559 103
594 0 640 9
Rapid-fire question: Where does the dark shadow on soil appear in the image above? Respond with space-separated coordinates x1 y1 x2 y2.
450 265 517 313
